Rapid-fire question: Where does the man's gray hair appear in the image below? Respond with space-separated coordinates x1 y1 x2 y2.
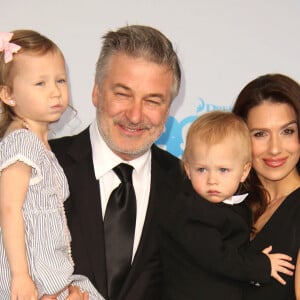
95 25 181 100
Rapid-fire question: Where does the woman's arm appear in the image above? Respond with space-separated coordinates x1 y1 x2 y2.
0 161 38 299
295 250 300 299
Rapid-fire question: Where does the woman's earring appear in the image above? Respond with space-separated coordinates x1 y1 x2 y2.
9 99 15 106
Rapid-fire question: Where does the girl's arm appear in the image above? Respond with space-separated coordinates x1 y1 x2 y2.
0 161 38 300
295 250 300 299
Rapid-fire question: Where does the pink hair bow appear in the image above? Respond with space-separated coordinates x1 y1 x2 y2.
0 32 21 63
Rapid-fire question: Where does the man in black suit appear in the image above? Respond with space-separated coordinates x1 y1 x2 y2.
50 25 183 300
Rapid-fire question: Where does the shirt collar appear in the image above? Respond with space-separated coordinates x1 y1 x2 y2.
222 193 248 205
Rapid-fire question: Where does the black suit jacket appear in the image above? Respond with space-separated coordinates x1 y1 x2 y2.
160 182 271 300
50 128 183 300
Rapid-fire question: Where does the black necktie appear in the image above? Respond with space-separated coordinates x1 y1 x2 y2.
104 163 136 299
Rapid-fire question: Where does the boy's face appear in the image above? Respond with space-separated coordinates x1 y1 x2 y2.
184 136 251 203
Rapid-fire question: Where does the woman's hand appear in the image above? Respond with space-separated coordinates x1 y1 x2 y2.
263 245 295 285
295 250 300 299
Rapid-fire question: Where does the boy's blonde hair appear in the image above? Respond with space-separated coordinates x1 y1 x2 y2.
183 111 251 163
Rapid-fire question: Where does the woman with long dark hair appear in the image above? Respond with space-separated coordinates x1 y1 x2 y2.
233 73 300 299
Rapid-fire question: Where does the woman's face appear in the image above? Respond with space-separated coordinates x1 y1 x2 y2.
247 101 300 185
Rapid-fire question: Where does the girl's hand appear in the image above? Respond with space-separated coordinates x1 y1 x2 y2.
263 245 295 285
10 273 38 300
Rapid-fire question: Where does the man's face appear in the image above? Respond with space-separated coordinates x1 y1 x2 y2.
93 53 174 160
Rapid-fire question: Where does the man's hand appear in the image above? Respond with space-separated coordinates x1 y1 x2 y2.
67 286 89 300
40 285 89 300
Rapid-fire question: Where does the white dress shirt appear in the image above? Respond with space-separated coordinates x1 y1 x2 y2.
89 120 151 260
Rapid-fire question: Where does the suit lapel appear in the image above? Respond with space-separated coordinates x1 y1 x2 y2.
66 129 108 297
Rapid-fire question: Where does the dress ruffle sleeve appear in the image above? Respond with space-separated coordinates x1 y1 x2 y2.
0 129 43 185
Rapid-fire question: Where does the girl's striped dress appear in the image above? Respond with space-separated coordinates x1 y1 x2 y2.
0 129 104 300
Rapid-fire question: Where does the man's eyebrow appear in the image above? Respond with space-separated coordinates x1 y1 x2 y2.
113 83 131 91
